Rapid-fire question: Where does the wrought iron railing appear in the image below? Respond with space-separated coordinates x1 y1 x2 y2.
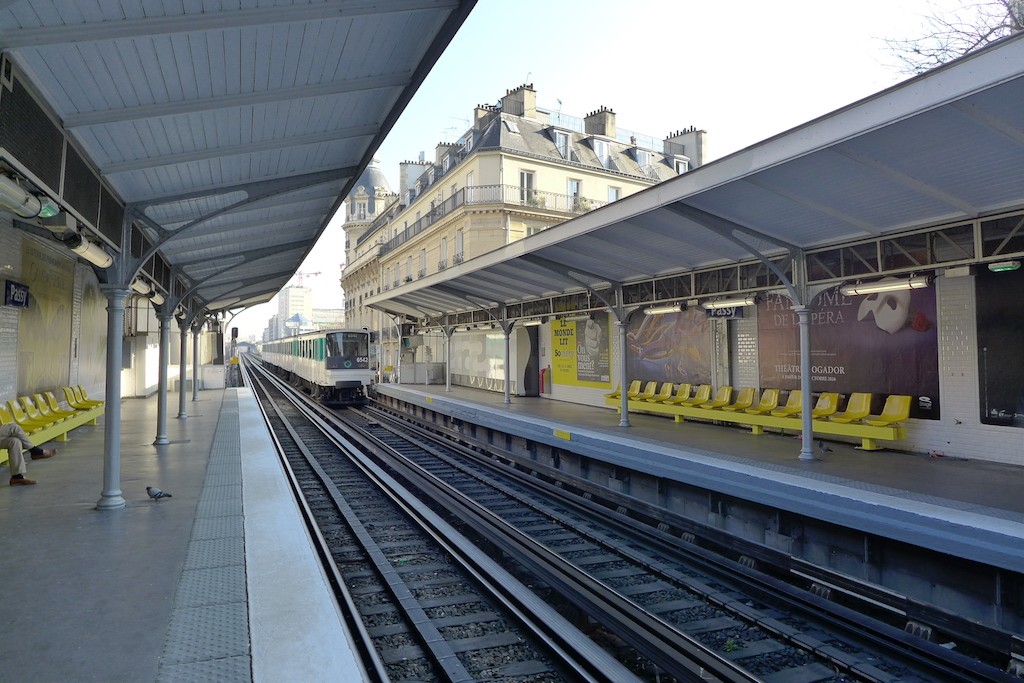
380 184 606 256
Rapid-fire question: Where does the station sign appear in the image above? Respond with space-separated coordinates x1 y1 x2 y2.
4 280 29 308
704 306 743 319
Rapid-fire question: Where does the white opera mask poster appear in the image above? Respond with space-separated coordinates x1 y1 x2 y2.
757 285 939 420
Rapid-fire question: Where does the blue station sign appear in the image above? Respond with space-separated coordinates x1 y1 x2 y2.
4 280 29 308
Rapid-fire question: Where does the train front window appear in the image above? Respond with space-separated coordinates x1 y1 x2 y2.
326 332 369 368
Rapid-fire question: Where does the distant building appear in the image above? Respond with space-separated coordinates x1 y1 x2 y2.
273 284 313 339
312 307 346 330
342 84 706 372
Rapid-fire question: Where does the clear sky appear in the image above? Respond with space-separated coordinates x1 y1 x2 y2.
231 0 962 340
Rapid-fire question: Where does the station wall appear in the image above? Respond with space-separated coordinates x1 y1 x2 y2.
487 277 1022 466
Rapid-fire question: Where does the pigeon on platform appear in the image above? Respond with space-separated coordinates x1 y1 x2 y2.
147 486 172 500
817 440 833 454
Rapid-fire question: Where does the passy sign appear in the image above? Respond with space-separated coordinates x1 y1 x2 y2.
4 280 29 308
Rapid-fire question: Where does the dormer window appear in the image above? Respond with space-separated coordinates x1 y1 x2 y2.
554 130 570 159
674 156 690 174
463 134 473 153
442 154 451 172
635 149 651 166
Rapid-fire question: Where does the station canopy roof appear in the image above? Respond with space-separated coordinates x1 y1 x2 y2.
0 0 476 314
368 33 1024 320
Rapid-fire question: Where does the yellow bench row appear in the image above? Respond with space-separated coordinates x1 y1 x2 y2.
0 387 105 465
605 381 911 450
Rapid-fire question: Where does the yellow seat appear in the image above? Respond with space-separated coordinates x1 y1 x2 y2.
634 381 659 401
811 392 840 419
829 392 873 424
604 383 622 399
679 384 712 407
702 385 733 409
7 399 54 430
744 388 781 415
770 390 803 417
646 382 676 403
865 395 911 426
664 383 694 405
0 404 13 426
36 393 76 418
720 387 755 412
623 380 643 399
75 385 104 407
19 396 64 426
64 386 98 410
44 391 79 416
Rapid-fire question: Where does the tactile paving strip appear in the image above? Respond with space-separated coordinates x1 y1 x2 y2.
157 393 251 682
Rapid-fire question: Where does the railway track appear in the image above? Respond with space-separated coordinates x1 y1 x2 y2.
245 359 1016 682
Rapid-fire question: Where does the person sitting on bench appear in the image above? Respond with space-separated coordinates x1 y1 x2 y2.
1 422 56 486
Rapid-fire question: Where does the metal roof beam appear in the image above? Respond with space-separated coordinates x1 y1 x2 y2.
0 0 458 48
159 207 331 243
949 101 1024 147
664 203 802 302
64 74 411 128
101 125 380 175
742 176 880 234
131 167 353 214
172 239 312 268
830 144 979 216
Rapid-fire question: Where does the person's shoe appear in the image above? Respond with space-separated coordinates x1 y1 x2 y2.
10 476 37 486
31 449 56 460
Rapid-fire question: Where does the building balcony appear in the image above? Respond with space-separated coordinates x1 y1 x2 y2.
379 184 606 256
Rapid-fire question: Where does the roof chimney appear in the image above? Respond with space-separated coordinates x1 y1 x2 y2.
663 127 708 168
500 83 537 120
584 106 616 138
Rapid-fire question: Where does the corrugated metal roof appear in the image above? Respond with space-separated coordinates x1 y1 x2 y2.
369 33 1024 318
0 0 476 313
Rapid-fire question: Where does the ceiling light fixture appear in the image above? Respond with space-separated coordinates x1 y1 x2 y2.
701 294 760 310
131 279 152 295
644 303 683 316
839 275 930 296
520 319 542 326
62 232 113 269
987 260 1021 273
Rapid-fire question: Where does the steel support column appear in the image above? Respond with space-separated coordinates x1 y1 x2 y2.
153 312 172 445
796 306 816 460
503 324 511 405
192 324 200 401
96 286 129 510
443 325 453 392
617 319 630 427
177 317 188 418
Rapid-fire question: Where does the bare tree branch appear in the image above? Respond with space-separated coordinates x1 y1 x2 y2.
886 0 1024 73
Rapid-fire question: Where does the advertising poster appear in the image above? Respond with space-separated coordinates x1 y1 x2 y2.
975 267 1024 427
757 282 939 418
18 238 73 395
626 307 712 384
551 315 610 387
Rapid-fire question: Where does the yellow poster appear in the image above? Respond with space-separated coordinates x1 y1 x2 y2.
18 237 74 395
551 315 611 388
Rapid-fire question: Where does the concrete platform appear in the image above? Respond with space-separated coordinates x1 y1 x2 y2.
0 388 361 682
376 384 1024 573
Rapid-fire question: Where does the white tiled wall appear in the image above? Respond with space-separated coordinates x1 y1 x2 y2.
0 221 22 402
904 274 1023 465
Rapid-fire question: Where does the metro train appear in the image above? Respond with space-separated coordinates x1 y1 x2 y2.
256 328 375 405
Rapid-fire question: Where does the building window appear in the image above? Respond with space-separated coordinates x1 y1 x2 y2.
594 139 609 168
674 157 689 174
463 134 473 153
608 186 621 203
519 170 536 204
555 130 569 159
454 229 464 263
405 256 413 282
419 249 426 277
466 172 474 187
442 154 450 172
440 237 448 261
636 149 651 167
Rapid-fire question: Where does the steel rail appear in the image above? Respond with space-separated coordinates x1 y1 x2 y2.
332 408 758 683
365 401 1020 683
246 360 638 683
